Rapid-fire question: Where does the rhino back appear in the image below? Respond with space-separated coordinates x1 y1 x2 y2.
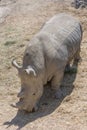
41 13 82 41
39 13 82 61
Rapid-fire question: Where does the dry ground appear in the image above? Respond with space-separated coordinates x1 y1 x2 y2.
0 0 87 130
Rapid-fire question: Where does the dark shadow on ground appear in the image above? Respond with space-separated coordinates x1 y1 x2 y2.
3 62 79 130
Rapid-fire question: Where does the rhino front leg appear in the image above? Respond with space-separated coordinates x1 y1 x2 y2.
51 71 64 99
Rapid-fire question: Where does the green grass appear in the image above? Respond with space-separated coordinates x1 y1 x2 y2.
65 67 77 74
4 40 16 46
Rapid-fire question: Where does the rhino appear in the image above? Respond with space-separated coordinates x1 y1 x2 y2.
12 13 82 112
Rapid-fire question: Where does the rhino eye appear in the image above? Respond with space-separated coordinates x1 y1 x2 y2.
33 93 36 96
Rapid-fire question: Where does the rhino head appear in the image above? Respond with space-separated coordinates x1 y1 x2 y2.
12 60 43 112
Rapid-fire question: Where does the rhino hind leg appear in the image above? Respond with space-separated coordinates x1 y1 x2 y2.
51 71 64 99
65 47 81 74
73 48 81 65
64 50 80 74
65 64 71 73
65 49 81 74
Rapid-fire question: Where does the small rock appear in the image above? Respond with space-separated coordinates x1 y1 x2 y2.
0 7 11 23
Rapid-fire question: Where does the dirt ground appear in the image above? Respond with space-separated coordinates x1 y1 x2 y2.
0 0 87 130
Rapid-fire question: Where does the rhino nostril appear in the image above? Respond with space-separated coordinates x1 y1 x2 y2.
20 98 24 102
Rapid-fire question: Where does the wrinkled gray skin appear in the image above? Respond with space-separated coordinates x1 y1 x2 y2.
12 13 82 112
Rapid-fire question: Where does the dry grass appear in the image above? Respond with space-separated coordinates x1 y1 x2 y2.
0 0 87 130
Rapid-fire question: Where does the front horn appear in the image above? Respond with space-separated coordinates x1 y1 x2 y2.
12 59 22 70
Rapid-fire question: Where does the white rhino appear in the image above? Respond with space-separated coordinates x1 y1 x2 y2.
12 13 82 112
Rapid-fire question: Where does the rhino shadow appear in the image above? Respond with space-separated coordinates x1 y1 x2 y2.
3 62 79 130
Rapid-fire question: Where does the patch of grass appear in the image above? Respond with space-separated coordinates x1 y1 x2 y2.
4 40 16 46
25 38 30 41
19 44 25 48
65 67 77 74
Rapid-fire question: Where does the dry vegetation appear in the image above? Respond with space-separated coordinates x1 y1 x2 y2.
0 0 87 130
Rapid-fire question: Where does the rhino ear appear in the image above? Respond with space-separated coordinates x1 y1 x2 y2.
24 67 37 77
12 59 22 71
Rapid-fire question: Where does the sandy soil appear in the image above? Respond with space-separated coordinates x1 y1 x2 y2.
0 0 87 130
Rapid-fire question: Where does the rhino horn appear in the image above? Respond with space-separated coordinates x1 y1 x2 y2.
25 66 36 76
17 91 25 98
12 59 22 70
11 103 17 108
